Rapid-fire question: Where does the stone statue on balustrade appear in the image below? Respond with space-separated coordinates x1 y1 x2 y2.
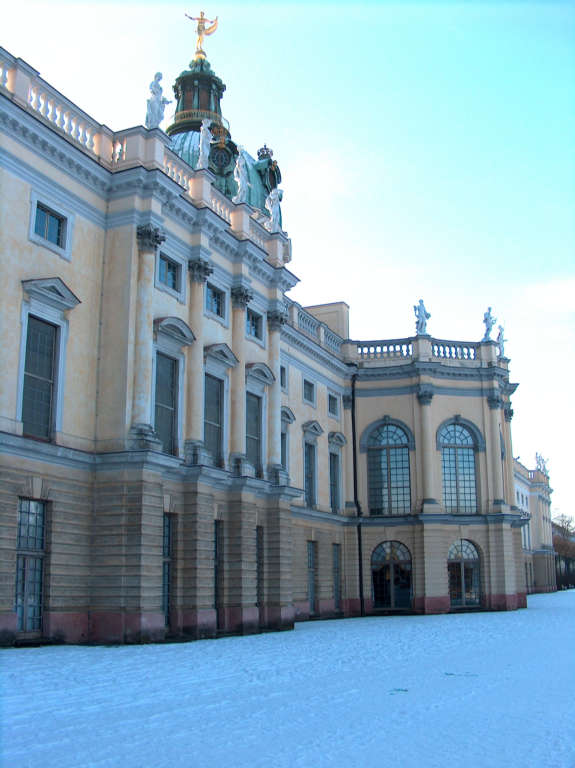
145 73 172 130
264 188 283 233
482 307 497 341
414 300 431 335
196 118 215 170
232 152 252 204
535 453 549 476
496 325 507 357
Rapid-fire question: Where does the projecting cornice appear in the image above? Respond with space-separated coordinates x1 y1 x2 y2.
355 360 510 385
280 323 349 377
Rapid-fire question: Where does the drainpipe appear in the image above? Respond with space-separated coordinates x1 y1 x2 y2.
351 374 364 616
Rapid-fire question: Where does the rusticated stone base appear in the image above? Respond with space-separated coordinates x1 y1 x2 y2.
516 591 528 608
89 611 165 644
483 593 519 611
43 611 89 644
341 598 362 617
174 609 217 640
412 595 451 614
318 599 336 617
0 613 17 646
218 606 259 635
259 605 295 631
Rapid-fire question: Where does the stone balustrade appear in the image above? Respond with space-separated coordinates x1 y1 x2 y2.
163 147 193 195
356 340 413 360
432 340 478 360
249 218 267 250
210 187 233 224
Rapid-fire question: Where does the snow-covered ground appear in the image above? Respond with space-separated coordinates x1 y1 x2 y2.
1 591 574 768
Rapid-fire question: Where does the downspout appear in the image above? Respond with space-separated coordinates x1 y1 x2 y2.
351 374 364 616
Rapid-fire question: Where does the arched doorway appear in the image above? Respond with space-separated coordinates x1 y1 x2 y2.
448 540 481 607
371 541 412 610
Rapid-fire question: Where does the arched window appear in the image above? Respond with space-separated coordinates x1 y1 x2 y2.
368 425 411 515
439 424 477 513
371 541 412 610
448 539 481 607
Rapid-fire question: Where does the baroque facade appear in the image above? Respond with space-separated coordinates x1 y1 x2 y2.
0 47 553 645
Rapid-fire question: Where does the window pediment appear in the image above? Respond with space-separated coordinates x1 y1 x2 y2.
302 420 324 438
328 431 347 446
245 362 275 386
281 406 296 424
204 343 239 369
154 317 195 347
22 277 80 312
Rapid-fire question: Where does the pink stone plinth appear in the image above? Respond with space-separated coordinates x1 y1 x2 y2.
260 605 295 631
341 598 362 617
176 609 217 640
484 593 519 611
89 611 165 644
294 601 311 621
218 606 259 635
43 611 89 643
412 596 451 614
318 599 335 617
516 591 528 608
0 613 17 645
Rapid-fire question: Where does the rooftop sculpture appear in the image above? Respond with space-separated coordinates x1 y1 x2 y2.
414 300 430 335
185 11 219 58
145 73 171 130
482 307 497 341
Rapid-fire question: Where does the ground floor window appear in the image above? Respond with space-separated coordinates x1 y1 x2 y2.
333 544 341 610
162 514 172 628
15 500 45 633
371 541 412 610
308 541 317 614
448 539 481 607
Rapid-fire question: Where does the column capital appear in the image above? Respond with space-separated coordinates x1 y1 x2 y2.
136 224 165 253
267 310 288 331
487 394 504 410
188 258 214 283
504 404 514 422
417 388 434 406
231 286 254 310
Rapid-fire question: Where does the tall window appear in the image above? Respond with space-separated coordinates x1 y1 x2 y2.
204 375 223 466
367 425 411 515
246 393 262 473
206 284 224 317
22 317 57 440
439 424 477 513
304 443 316 508
15 500 45 633
280 432 288 471
329 453 340 513
333 544 341 611
371 541 412 610
162 515 172 628
246 309 262 340
155 353 177 455
447 540 481 607
307 541 317 614
213 520 221 613
256 526 264 609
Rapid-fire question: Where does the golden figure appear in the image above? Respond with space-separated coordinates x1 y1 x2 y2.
185 11 218 55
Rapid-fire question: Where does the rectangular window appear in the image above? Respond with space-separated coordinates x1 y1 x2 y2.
304 442 316 508
159 254 180 293
303 379 315 405
308 541 317 614
155 353 177 456
280 365 287 390
162 514 172 628
329 453 340 513
204 374 223 467
333 544 340 611
256 526 264 608
516 490 520 504
22 317 56 440
15 500 45 633
328 394 339 416
246 393 262 472
246 309 262 340
35 205 63 247
213 520 221 612
206 284 224 317
280 431 288 471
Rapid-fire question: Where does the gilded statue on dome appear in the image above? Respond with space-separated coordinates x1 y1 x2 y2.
185 11 218 56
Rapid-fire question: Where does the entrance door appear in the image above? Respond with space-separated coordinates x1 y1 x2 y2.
371 541 412 610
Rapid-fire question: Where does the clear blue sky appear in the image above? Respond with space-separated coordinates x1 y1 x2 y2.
3 1 574 514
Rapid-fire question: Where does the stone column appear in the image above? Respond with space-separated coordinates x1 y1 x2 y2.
184 259 214 465
267 310 289 484
343 394 355 512
229 287 253 474
487 394 505 505
503 404 516 507
130 225 165 450
417 388 438 510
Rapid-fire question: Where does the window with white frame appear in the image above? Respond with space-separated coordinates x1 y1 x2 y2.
329 452 340 513
328 393 339 418
246 392 262 473
16 499 46 634
246 309 263 340
159 254 181 293
18 278 80 441
206 283 225 318
204 374 223 467
303 378 316 406
280 365 288 392
280 407 295 476
28 190 75 261
302 420 323 508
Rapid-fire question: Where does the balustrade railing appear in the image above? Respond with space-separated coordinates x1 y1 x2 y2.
432 341 478 360
163 147 193 195
298 310 320 337
249 219 267 250
211 188 232 223
27 79 100 155
324 327 342 354
357 340 413 359
0 55 11 90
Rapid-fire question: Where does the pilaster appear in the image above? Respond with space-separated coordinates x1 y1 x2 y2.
229 287 253 473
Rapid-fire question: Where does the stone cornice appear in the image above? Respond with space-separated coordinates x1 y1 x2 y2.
355 360 510 385
280 324 349 377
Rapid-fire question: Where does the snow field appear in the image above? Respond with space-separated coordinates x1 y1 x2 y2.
1 591 574 768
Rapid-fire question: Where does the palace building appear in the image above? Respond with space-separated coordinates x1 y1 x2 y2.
0 44 556 645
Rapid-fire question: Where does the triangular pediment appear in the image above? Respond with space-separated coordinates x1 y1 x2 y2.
204 343 239 368
302 420 324 437
22 277 80 311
